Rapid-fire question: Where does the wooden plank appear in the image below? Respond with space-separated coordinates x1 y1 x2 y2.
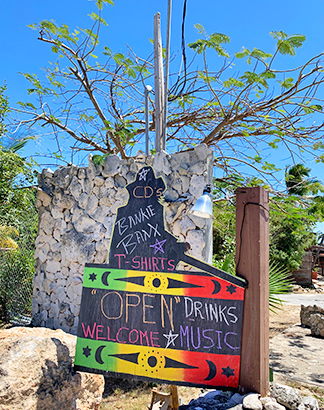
154 12 164 153
235 187 270 396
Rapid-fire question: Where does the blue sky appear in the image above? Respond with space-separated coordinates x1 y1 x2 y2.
1 0 324 190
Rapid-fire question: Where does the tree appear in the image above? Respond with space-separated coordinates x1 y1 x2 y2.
270 163 324 271
210 168 324 273
0 86 37 322
12 0 324 180
285 163 324 196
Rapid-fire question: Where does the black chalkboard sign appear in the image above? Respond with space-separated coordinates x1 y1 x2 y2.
74 166 247 389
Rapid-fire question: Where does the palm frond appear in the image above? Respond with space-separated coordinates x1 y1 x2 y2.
269 261 294 313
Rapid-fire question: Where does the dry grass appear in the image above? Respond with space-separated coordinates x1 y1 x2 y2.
99 378 201 410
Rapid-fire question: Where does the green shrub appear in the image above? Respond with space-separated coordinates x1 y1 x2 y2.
0 248 34 322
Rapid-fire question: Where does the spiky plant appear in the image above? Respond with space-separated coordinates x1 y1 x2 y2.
269 261 294 312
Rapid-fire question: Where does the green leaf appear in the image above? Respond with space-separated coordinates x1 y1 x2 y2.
260 71 276 79
250 48 272 60
113 53 125 64
268 139 280 149
39 20 57 34
188 39 205 53
103 46 112 56
240 71 260 84
194 23 207 36
278 77 294 89
235 47 250 59
209 32 230 44
286 34 306 49
126 67 136 79
88 12 108 26
270 31 288 40
271 31 306 56
189 29 230 57
223 78 245 88
26 102 36 109
92 154 105 165
92 0 114 10
309 104 323 111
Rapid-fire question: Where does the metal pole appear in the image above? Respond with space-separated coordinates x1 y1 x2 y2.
144 85 152 155
154 13 164 153
162 0 172 151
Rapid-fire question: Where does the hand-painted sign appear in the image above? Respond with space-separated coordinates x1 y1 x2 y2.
74 166 247 388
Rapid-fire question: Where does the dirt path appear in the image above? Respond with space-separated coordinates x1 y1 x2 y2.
270 304 301 338
269 302 324 409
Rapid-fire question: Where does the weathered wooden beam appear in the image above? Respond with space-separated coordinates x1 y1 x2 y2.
236 187 270 396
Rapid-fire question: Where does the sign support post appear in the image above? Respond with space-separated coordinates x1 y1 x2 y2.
235 187 270 396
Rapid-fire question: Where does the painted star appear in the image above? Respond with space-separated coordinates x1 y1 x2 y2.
226 284 237 294
89 272 97 282
163 330 179 349
83 346 92 358
222 366 235 378
138 168 150 181
150 239 167 254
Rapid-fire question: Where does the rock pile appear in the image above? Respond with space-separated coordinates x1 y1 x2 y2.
32 146 213 334
300 305 324 337
0 327 104 410
179 383 319 410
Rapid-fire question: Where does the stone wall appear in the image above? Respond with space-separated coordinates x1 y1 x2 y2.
32 145 213 334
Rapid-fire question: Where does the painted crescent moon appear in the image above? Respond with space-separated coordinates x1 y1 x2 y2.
212 280 221 294
205 360 217 381
95 345 105 365
101 271 111 287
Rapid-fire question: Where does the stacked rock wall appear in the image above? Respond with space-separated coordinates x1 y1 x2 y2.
32 145 213 334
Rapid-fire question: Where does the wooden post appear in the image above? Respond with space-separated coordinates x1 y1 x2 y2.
170 385 179 410
154 12 164 153
236 187 270 396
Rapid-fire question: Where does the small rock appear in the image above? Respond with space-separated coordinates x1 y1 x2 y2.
153 151 171 175
243 393 262 410
230 405 243 410
189 174 207 199
309 313 324 337
261 397 286 410
271 383 302 410
298 396 319 410
194 143 212 162
300 305 324 328
102 154 121 177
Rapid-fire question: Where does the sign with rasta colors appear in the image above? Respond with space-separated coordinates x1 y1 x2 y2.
74 166 247 388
